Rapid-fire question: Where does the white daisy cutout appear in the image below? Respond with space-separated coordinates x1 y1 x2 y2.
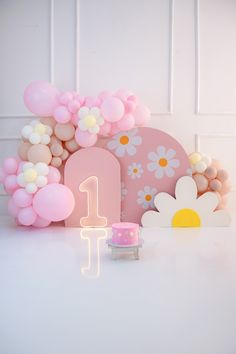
128 162 143 179
147 146 180 179
141 176 231 228
21 119 52 145
137 186 157 209
17 162 49 194
107 128 142 157
78 107 104 134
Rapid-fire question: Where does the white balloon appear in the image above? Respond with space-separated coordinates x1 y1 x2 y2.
21 125 33 139
40 134 50 145
23 162 34 172
35 176 47 188
26 183 37 194
195 161 207 173
17 173 26 187
29 133 41 145
35 162 49 176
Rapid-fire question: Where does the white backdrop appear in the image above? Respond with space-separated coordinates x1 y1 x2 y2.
0 0 236 215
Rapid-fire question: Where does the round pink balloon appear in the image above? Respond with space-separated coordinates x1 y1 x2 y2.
24 81 59 117
3 157 18 174
7 198 20 217
117 114 135 131
85 96 101 108
59 91 73 105
47 166 61 184
54 105 71 123
32 215 51 228
101 97 124 122
99 121 111 136
68 99 80 113
18 207 37 226
133 104 151 126
4 175 19 194
13 188 33 208
33 184 75 222
116 89 133 101
75 128 98 147
98 90 112 100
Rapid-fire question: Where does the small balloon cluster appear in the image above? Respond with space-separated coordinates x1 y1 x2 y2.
24 81 151 148
189 152 231 209
0 81 150 227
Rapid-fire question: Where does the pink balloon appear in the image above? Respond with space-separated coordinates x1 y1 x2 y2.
47 166 61 183
85 96 101 108
101 97 124 122
75 128 98 147
13 188 33 208
17 161 25 174
133 104 151 126
99 121 111 136
71 113 79 125
98 90 112 100
67 99 80 113
110 122 120 136
32 215 51 228
33 183 75 222
116 89 133 101
3 157 18 174
24 81 59 117
59 91 73 105
18 207 37 226
4 175 19 194
0 167 6 183
125 100 136 113
117 114 135 131
7 198 20 217
54 105 71 124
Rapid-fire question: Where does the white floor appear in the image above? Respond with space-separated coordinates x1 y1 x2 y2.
0 217 236 354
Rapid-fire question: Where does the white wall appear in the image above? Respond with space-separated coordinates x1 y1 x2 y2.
0 0 236 214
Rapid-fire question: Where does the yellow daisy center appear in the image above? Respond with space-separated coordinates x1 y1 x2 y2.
172 208 201 227
145 194 152 202
34 123 46 135
23 168 37 183
158 158 168 167
133 168 138 173
84 115 97 128
120 136 129 145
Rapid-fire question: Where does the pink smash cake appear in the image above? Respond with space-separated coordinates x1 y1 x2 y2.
111 222 140 246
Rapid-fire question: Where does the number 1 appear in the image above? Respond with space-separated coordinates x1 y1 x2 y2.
79 176 107 227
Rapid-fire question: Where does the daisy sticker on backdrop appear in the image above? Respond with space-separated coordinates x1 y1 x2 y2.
147 146 180 179
107 128 142 157
141 176 231 227
128 162 143 179
137 186 157 209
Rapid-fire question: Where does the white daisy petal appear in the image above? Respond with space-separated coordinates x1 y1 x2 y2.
90 107 100 117
147 162 157 172
89 125 99 134
148 152 157 161
154 192 176 212
157 146 166 156
169 159 180 168
78 107 89 119
155 168 164 179
107 140 119 150
175 176 197 201
166 149 176 159
78 120 87 131
131 136 142 145
165 167 175 178
126 144 136 156
115 146 125 157
196 192 219 212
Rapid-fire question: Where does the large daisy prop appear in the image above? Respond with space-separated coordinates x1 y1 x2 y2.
141 176 231 227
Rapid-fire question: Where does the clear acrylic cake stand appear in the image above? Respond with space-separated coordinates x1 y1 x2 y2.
107 239 143 260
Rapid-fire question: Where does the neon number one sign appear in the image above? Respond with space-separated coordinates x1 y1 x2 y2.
79 176 107 227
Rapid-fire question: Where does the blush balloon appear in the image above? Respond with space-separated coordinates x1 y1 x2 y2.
33 184 75 222
54 106 71 124
99 121 111 136
18 207 37 226
75 129 97 147
117 114 135 131
47 166 61 183
3 157 18 174
133 104 151 126
32 216 51 228
4 175 19 194
24 81 59 117
13 188 33 208
101 97 124 122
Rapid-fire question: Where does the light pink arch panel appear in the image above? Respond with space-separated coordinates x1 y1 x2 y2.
64 147 121 227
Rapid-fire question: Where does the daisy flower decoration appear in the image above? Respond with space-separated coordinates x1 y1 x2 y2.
141 176 231 227
17 162 49 194
77 107 104 134
147 146 180 179
21 120 53 145
107 128 142 157
137 186 157 209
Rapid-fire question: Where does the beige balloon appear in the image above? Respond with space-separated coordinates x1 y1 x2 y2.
40 117 57 128
27 144 52 165
50 143 63 157
65 138 79 153
54 123 75 141
61 149 69 161
18 141 31 160
51 157 62 168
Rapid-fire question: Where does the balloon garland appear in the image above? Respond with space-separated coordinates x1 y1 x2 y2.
0 81 231 228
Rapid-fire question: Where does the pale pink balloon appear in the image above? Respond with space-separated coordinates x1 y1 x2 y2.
18 206 37 226
59 91 73 105
85 96 101 108
99 121 111 136
125 100 136 113
4 175 19 194
7 198 20 217
32 215 51 228
17 161 25 174
75 128 98 147
98 90 112 100
47 166 61 183
133 104 151 126
0 167 6 183
24 81 59 116
101 97 124 122
3 157 18 174
54 106 71 123
33 183 75 222
71 113 79 125
116 89 133 101
67 99 80 113
117 114 135 131
13 188 33 208
110 122 120 136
